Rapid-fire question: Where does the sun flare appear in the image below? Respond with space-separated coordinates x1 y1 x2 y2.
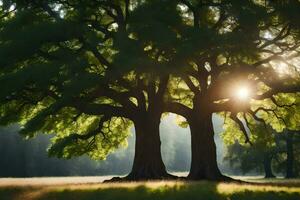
236 86 250 100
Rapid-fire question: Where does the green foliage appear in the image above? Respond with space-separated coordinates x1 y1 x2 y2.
48 117 132 160
224 119 300 176
222 119 245 145
175 114 189 128
167 76 194 109
0 11 85 70
0 1 133 161
250 93 300 132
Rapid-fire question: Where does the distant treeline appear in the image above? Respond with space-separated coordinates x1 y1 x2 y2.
0 126 134 177
224 129 300 178
0 116 196 177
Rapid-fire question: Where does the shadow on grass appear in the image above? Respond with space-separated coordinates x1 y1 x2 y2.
0 187 24 200
1 182 300 200
41 182 300 200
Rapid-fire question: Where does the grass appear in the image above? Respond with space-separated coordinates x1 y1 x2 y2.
1 178 300 200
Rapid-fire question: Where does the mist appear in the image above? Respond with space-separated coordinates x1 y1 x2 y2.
0 114 237 177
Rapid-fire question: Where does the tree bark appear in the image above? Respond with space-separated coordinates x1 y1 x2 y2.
124 115 172 181
286 132 295 178
187 111 227 180
263 154 275 178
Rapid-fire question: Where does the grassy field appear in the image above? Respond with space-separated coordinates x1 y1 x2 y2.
1 177 300 200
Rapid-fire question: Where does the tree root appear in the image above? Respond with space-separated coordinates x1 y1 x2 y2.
103 172 182 183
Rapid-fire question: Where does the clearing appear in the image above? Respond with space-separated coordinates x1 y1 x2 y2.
0 176 300 200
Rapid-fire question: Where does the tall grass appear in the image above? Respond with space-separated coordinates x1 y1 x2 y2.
1 181 300 200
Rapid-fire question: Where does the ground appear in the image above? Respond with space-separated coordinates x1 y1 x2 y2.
0 176 300 200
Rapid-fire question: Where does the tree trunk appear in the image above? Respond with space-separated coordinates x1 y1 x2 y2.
286 132 295 178
125 115 171 181
263 154 275 178
187 112 226 180
107 78 172 182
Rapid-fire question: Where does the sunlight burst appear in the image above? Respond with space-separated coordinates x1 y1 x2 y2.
236 86 250 100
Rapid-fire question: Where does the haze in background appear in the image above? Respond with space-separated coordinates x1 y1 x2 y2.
0 114 234 177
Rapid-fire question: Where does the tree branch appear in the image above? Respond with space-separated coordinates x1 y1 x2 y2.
164 102 192 119
231 114 252 144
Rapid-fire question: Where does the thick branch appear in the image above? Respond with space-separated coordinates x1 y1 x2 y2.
164 102 192 119
182 75 199 94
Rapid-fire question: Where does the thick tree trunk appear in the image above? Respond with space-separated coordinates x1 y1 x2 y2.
263 154 275 178
187 112 227 180
286 132 295 178
124 116 172 181
108 78 173 182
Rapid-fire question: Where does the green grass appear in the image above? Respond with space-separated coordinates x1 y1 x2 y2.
1 180 300 200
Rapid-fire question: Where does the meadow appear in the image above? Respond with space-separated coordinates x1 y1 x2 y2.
1 177 300 200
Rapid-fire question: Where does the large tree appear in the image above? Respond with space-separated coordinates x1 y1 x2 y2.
164 0 300 180
0 0 183 180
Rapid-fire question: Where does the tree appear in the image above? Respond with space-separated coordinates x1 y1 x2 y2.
164 0 300 180
276 130 300 178
224 128 300 179
223 124 279 178
0 0 180 180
